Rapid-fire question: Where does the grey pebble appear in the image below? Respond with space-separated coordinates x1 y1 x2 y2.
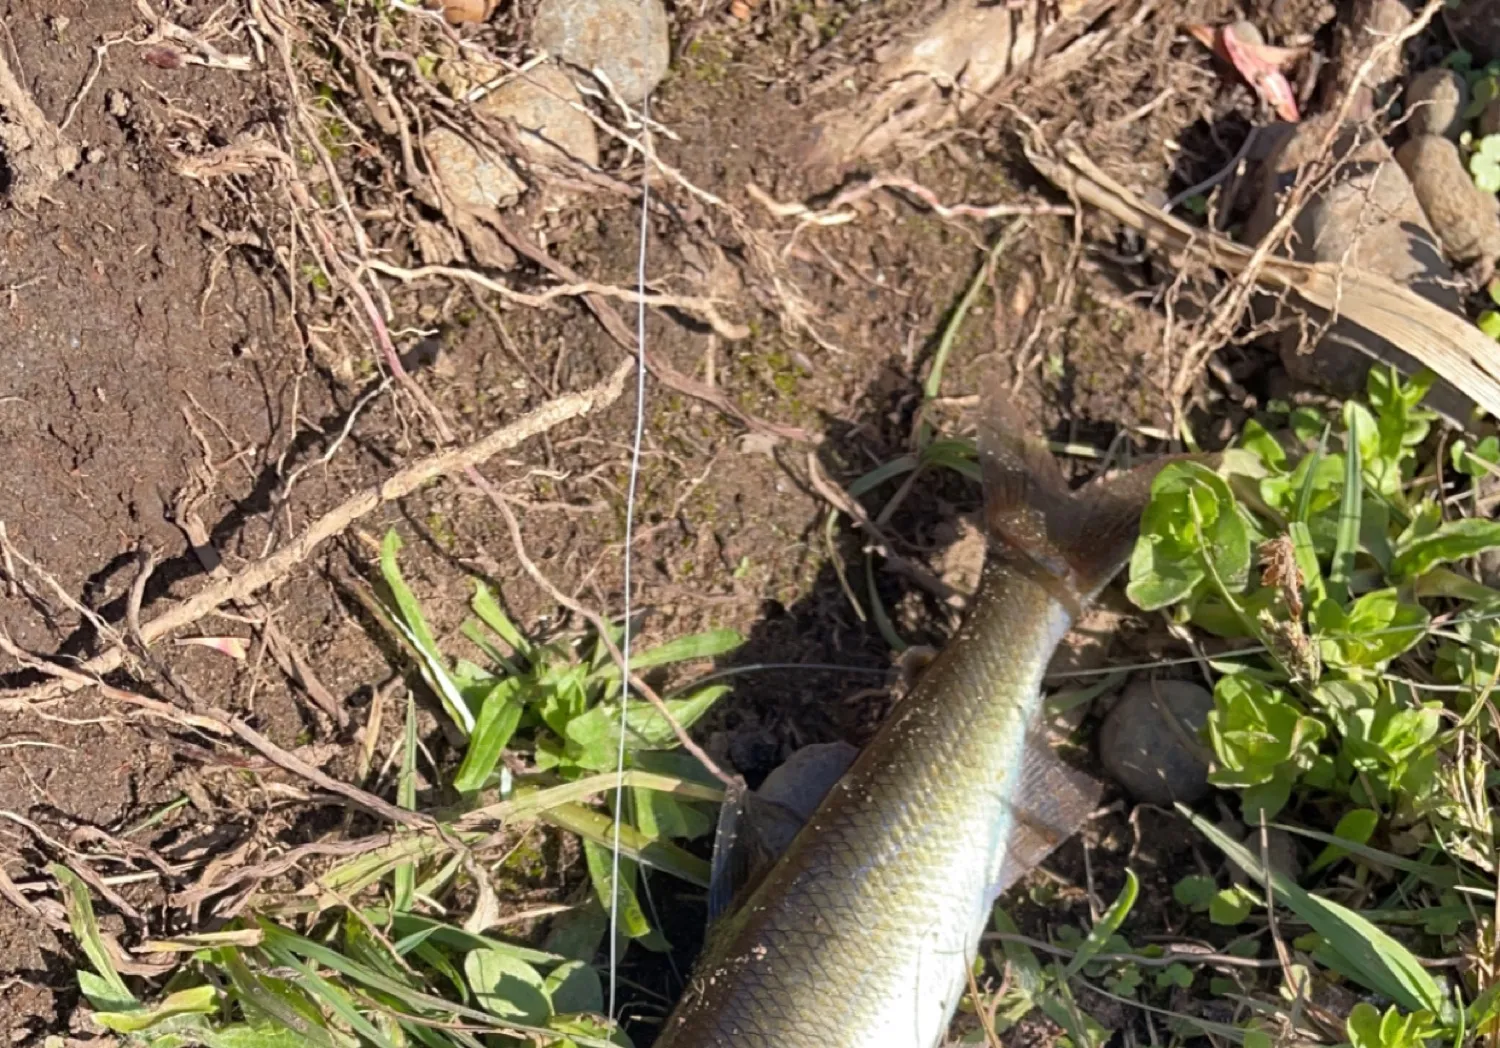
1404 68 1468 140
425 126 524 211
532 0 670 105
1098 678 1215 806
1396 134 1500 267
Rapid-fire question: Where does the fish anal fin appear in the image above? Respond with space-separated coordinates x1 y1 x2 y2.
994 731 1103 897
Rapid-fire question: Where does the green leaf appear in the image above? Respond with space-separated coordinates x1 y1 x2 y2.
471 581 532 660
394 691 418 913
77 970 136 1014
1182 806 1444 1013
582 840 655 944
380 530 475 735
593 629 743 679
52 864 135 1009
1172 874 1216 910
1063 870 1138 979
1308 808 1380 873
1317 588 1429 668
465 949 552 1024
1480 311 1500 340
1329 408 1364 603
1209 887 1254 925
1392 516 1500 578
454 678 525 793
544 960 604 1015
92 985 215 1034
1156 963 1194 990
566 686 730 760
1128 462 1252 611
1205 676 1325 790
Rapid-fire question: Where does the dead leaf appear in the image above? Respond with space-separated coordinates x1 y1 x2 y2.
1187 21 1304 122
435 0 496 23
177 636 248 660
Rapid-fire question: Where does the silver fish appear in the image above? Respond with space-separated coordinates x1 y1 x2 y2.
655 396 1166 1048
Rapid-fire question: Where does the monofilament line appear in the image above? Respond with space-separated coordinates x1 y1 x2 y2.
607 40 654 1028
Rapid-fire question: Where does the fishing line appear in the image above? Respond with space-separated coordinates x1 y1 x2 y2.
607 21 655 1026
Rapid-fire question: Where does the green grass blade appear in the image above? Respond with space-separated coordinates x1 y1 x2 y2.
866 554 907 652
394 692 418 912
471 582 533 660
924 231 1009 401
261 944 398 1048
1294 425 1330 524
1063 869 1138 979
50 863 135 1008
848 455 918 498
379 530 475 735
595 628 743 675
1183 806 1444 1012
1330 410 1364 604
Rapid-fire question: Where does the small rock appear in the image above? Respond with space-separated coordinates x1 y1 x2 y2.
1396 134 1500 272
425 126 524 212
479 62 599 172
1098 678 1214 806
934 513 986 598
531 0 670 104
1245 113 1472 422
1404 68 1468 140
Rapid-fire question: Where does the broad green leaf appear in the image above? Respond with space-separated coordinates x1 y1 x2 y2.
77 970 136 1014
1392 517 1500 578
544 960 604 1016
1064 870 1138 978
566 686 730 760
1308 808 1380 873
1317 589 1429 668
52 864 134 1008
94 986 217 1035
1205 677 1325 790
380 530 474 735
454 678 525 793
1183 806 1444 1013
1128 462 1252 611
220 948 336 1047
1172 874 1216 909
1209 887 1254 925
633 785 712 840
581 840 661 948
196 1025 318 1048
465 949 552 1024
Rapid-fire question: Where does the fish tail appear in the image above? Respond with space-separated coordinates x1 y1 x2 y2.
977 379 1177 605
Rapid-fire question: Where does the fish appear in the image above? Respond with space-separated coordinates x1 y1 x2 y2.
652 395 1170 1048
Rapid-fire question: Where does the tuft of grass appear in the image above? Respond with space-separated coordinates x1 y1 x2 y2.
54 535 743 1047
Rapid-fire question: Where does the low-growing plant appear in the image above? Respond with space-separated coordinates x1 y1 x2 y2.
53 533 744 1047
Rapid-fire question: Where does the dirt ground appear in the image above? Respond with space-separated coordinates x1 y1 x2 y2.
0 0 1430 1039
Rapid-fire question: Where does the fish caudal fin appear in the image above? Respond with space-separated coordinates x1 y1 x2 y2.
978 383 1177 603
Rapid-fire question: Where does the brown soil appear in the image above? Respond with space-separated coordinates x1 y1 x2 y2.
0 0 1373 1040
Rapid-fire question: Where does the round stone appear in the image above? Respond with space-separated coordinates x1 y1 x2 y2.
425 126 524 211
531 0 670 104
1098 678 1215 806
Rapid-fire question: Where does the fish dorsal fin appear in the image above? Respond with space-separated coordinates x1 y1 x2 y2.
994 730 1103 897
705 742 859 925
977 380 1189 603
